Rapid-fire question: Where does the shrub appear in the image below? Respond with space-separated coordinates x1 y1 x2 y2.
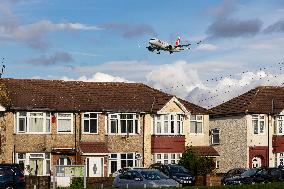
70 177 84 189
178 148 215 176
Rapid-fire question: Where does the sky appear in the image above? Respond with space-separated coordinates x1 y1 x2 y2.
0 0 284 108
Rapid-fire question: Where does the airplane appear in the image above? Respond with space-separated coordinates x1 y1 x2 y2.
146 37 201 54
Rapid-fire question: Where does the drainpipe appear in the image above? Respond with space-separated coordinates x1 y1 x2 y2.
142 114 145 167
75 113 77 164
267 114 270 167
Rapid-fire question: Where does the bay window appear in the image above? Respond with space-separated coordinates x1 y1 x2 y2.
107 113 139 135
154 153 182 164
190 115 203 134
154 114 184 135
57 113 73 133
16 112 51 134
16 152 51 175
108 152 140 174
252 114 265 134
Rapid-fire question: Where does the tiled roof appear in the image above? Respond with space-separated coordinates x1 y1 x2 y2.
0 78 207 114
210 86 284 116
79 142 109 154
188 146 219 156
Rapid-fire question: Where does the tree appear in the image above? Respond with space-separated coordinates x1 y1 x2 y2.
178 148 215 176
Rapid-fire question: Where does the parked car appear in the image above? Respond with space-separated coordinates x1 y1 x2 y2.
224 167 284 185
224 168 260 185
111 167 146 177
149 163 195 186
221 168 248 185
113 168 178 188
0 164 25 189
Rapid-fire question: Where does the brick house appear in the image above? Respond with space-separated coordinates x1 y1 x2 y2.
209 86 284 173
0 78 216 177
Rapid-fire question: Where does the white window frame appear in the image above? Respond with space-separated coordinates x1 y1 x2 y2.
82 112 98 134
15 152 51 176
211 128 220 145
15 112 51 134
108 152 139 175
276 115 284 135
252 114 265 135
153 113 184 135
190 115 203 134
57 113 73 134
276 152 284 167
107 113 140 135
154 153 182 164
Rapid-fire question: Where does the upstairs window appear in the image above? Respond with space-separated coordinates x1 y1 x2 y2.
252 114 265 134
16 112 51 134
82 113 98 134
190 115 203 134
57 113 73 133
154 114 184 135
211 128 220 145
108 113 139 135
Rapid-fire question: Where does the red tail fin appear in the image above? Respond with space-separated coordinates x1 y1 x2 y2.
175 37 181 46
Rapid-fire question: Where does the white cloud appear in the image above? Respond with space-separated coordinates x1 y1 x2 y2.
186 70 284 108
0 3 99 49
61 72 131 83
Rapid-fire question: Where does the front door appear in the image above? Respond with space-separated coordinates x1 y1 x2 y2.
252 156 262 168
87 157 104 177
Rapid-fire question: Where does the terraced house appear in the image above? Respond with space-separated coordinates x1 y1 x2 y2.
209 86 284 173
0 78 216 177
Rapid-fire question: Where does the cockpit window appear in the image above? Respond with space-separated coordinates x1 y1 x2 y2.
150 38 156 40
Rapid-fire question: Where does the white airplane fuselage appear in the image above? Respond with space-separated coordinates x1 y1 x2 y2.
149 38 181 52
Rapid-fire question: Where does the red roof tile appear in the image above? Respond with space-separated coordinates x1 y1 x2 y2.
0 78 207 114
210 86 284 116
79 142 109 154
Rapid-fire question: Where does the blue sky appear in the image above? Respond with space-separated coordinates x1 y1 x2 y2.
0 0 284 107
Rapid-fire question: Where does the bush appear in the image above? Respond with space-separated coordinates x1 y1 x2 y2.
178 147 215 176
70 177 84 189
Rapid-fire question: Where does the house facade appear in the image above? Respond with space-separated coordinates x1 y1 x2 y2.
209 86 284 173
0 78 216 177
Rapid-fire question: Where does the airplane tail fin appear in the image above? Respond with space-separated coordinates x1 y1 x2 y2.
175 37 181 46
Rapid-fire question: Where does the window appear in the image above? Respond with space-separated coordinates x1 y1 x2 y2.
121 153 134 168
154 114 184 135
211 128 220 145
190 115 203 134
276 115 284 135
107 114 139 135
16 152 51 176
216 161 220 169
252 115 265 134
57 113 73 133
82 113 98 134
276 153 284 166
108 152 139 174
16 112 51 133
154 153 182 164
